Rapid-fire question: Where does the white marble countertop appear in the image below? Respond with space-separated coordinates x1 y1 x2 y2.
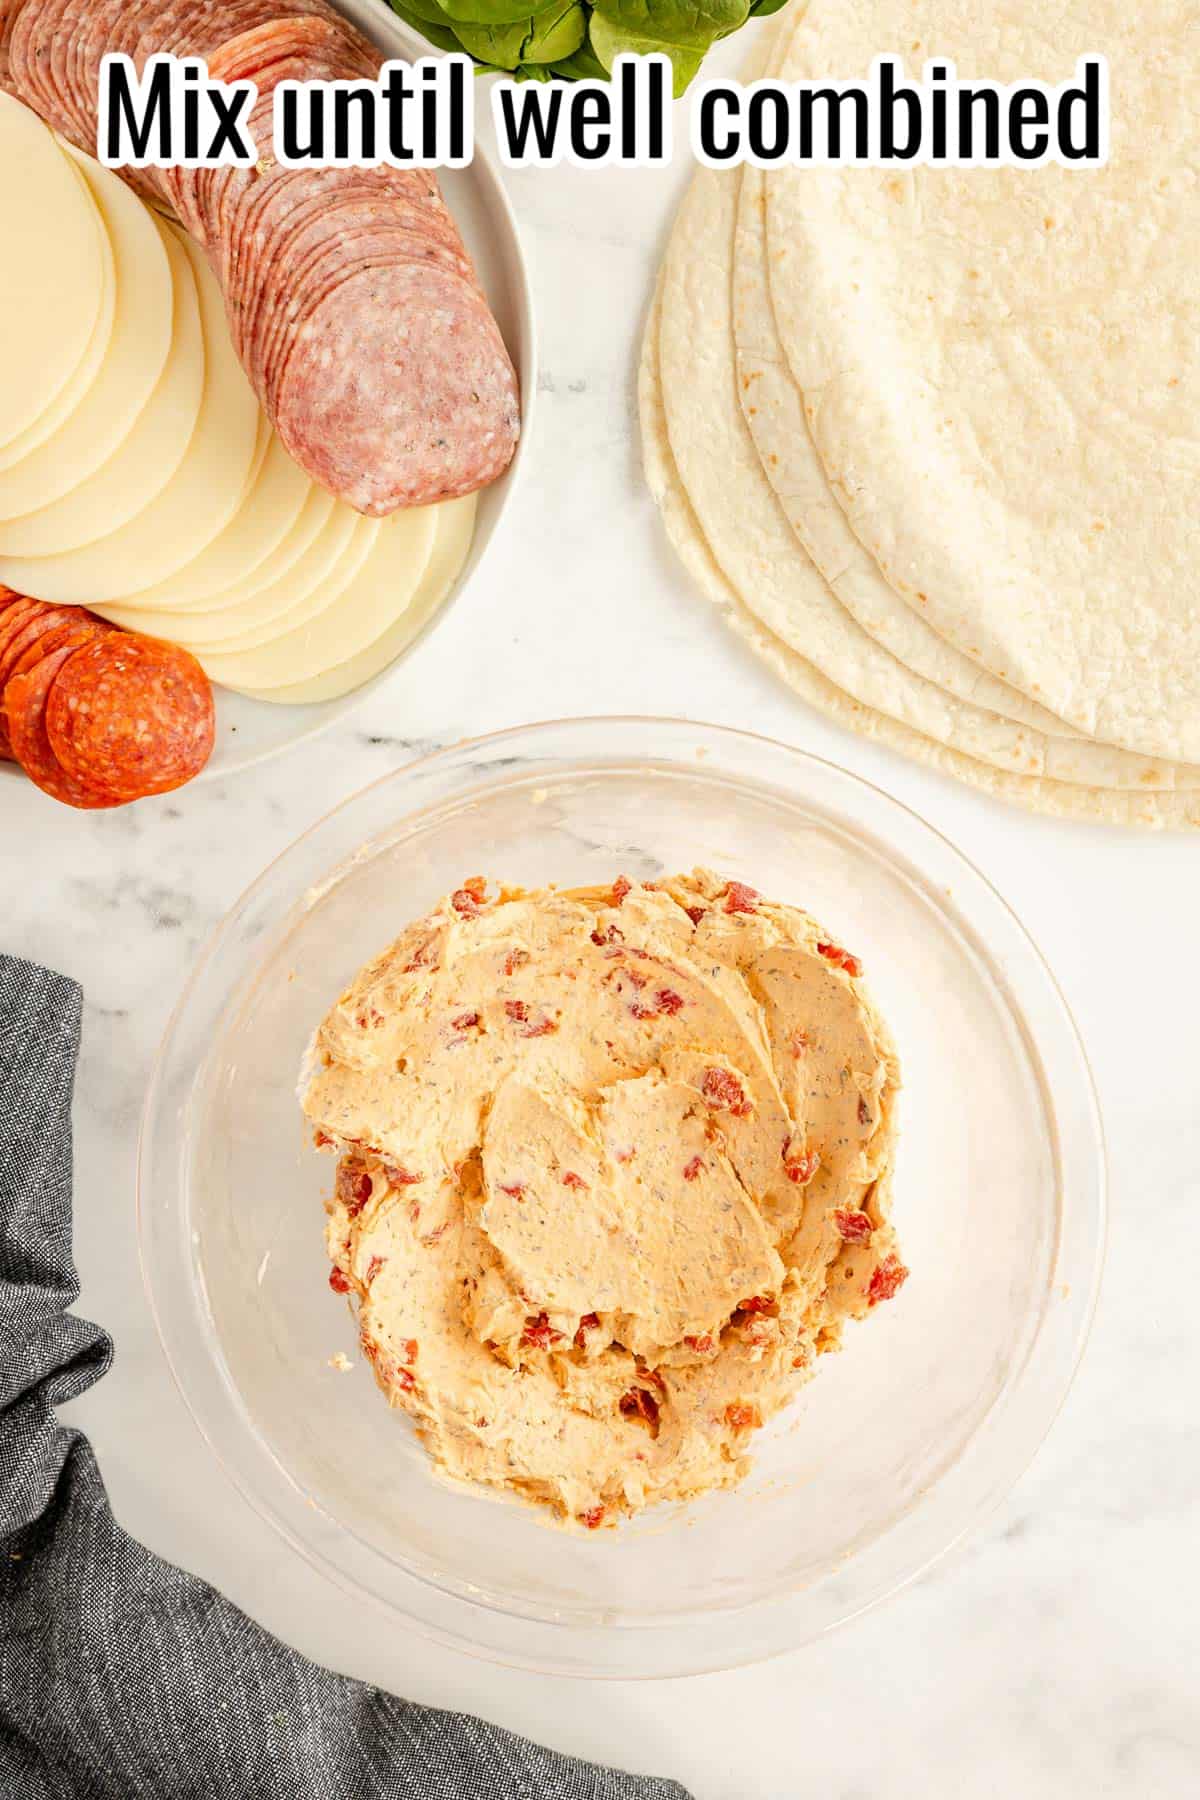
7 50 1200 1798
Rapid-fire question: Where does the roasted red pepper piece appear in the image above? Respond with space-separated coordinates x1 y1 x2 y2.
867 1253 909 1306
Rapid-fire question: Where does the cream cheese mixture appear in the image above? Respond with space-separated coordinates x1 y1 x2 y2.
300 871 907 1529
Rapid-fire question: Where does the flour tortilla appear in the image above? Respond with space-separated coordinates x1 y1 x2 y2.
765 0 1200 763
641 281 1198 828
662 158 1192 792
735 162 1200 792
662 168 1057 777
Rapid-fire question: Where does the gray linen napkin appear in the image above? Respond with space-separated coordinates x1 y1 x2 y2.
0 954 691 1800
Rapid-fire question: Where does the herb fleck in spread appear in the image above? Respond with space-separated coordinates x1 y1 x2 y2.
301 871 906 1529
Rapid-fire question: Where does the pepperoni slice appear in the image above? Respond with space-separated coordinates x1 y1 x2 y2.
0 597 43 669
0 602 112 765
45 634 214 800
5 644 121 809
7 615 110 681
1 604 103 687
0 611 64 689
1 607 95 762
0 595 25 759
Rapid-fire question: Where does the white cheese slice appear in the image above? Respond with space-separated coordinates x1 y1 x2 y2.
209 494 473 700
110 432 312 610
0 151 117 473
0 224 262 601
198 512 384 652
97 501 371 647
98 478 337 625
0 221 202 554
0 147 173 518
0 94 107 449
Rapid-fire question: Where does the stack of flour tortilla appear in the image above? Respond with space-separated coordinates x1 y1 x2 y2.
641 0 1200 825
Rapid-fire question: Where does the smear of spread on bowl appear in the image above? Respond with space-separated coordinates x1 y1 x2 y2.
300 870 907 1530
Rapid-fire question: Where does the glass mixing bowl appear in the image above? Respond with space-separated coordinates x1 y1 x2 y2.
139 718 1105 1677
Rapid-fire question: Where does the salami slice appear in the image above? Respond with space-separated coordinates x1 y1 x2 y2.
192 50 329 260
67 0 167 202
221 165 311 355
267 188 469 298
204 13 349 80
44 633 214 798
256 217 477 407
45 0 85 138
230 169 381 379
164 0 345 62
157 160 211 247
6 0 76 141
275 260 521 511
4 641 123 808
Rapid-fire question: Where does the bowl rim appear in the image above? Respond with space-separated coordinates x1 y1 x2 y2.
137 715 1108 1678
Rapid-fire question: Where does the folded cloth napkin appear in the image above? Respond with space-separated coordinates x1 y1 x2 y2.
0 955 691 1800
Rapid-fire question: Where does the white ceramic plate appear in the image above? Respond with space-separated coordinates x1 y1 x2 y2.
1 7 534 786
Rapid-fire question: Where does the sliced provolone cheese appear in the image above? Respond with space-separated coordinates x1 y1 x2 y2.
0 226 262 602
196 512 383 652
96 500 368 646
0 149 174 518
112 433 311 610
0 222 202 553
205 496 467 696
0 94 106 449
232 496 475 705
97 479 337 629
0 153 117 473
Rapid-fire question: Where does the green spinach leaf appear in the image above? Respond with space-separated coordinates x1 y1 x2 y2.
389 0 772 88
591 0 750 43
387 0 465 50
588 14 710 95
436 0 560 25
526 0 588 60
547 40 610 79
